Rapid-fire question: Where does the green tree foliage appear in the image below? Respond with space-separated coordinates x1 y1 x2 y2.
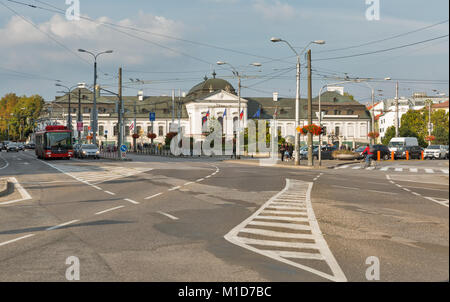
1 93 45 141
381 126 396 145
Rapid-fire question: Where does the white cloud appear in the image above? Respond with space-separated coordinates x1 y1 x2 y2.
0 12 185 67
252 0 296 21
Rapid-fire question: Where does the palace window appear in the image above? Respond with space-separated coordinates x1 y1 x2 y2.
158 126 164 136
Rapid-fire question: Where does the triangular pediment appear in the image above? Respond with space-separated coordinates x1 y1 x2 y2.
202 90 246 103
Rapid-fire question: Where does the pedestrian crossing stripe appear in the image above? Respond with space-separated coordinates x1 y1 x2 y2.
335 165 448 174
48 164 153 185
224 179 347 282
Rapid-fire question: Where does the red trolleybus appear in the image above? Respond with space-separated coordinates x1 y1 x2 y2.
35 125 73 159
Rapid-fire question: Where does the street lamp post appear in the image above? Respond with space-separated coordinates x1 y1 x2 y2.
78 49 113 145
270 38 325 165
216 61 261 159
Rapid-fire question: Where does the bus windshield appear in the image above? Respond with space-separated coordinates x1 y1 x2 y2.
46 132 72 148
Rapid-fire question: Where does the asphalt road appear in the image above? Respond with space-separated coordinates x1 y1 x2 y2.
0 150 448 281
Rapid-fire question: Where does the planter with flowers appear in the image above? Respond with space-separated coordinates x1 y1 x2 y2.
298 124 322 136
367 131 380 139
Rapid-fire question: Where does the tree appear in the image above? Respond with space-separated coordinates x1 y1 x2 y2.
0 93 44 141
382 126 396 145
433 126 449 145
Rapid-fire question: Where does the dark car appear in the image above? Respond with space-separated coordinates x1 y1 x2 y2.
6 143 20 152
395 145 422 159
25 143 36 149
363 144 390 160
17 143 25 151
2 141 11 150
354 146 366 159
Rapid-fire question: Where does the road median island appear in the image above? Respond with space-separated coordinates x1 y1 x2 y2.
0 178 8 196
223 159 357 170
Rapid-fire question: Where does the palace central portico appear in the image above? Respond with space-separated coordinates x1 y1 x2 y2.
39 75 372 148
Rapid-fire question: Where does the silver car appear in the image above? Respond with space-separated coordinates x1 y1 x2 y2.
79 144 100 159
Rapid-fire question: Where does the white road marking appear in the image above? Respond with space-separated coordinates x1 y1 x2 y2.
409 168 418 173
395 168 403 172
331 185 359 190
352 166 361 170
0 234 35 247
157 211 179 220
403 188 411 192
424 196 449 207
367 190 398 195
184 182 194 186
124 198 139 205
425 169 434 174
196 178 204 182
239 228 315 239
46 219 79 231
441 169 449 174
144 192 163 200
168 186 181 191
412 192 421 196
104 191 116 195
0 154 9 170
0 177 33 206
95 205 125 215
380 166 389 171
225 179 347 282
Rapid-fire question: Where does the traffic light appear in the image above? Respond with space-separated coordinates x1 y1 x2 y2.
320 126 325 135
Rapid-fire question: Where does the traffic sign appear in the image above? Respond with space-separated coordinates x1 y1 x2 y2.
77 122 83 131
149 112 155 121
120 145 128 152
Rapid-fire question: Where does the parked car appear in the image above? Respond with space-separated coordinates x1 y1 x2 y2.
25 143 36 149
78 144 100 159
395 145 422 159
1 141 11 150
0 143 3 151
17 143 25 151
6 143 20 152
424 145 447 159
299 145 318 159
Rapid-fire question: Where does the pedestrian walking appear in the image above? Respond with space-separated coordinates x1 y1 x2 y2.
280 143 286 161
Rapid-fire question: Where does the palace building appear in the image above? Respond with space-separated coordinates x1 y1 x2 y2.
38 76 372 148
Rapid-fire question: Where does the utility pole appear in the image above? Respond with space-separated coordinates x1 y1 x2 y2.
133 90 137 152
395 81 399 137
307 49 313 167
237 75 241 159
78 88 82 143
118 67 123 158
295 55 301 165
172 89 175 125
93 59 98 145
178 89 181 134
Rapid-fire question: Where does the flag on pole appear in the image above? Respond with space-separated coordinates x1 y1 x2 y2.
274 107 278 117
253 107 261 118
239 109 244 120
129 121 135 131
223 108 227 117
206 110 210 118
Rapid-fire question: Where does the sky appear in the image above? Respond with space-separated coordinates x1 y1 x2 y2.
0 0 448 104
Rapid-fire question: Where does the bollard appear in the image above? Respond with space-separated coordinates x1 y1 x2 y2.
377 151 381 161
406 151 409 161
421 151 424 160
391 151 395 161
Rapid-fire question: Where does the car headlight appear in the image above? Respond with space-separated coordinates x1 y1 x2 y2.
82 151 86 154
96 151 100 154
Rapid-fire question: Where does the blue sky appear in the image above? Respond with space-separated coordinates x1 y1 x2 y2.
0 0 448 103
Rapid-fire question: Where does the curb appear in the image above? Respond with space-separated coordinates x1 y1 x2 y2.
223 159 357 170
0 178 9 197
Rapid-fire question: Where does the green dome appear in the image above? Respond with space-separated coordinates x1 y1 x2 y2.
187 78 236 98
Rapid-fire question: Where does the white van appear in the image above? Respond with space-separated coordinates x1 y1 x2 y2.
388 137 419 153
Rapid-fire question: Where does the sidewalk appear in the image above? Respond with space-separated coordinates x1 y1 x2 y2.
223 158 358 170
